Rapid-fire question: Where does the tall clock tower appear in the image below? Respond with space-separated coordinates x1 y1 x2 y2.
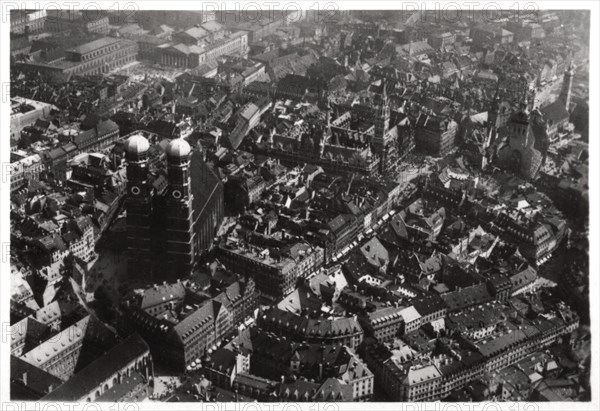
165 138 195 278
559 63 575 111
125 134 153 279
373 79 392 172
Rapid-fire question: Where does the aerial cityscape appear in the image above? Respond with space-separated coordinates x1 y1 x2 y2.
8 7 591 403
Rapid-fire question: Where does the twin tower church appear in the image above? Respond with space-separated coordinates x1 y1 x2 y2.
124 134 224 283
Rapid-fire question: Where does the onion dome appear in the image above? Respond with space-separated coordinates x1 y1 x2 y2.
125 134 150 156
166 138 191 158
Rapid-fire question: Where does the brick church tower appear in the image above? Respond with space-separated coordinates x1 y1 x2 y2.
125 134 153 278
165 138 196 277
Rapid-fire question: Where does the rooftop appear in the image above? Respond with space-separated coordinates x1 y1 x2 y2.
42 334 149 401
67 37 121 55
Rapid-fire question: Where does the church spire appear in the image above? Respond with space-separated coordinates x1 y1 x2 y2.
559 63 575 111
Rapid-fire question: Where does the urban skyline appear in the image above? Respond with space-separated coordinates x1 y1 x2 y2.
6 5 594 405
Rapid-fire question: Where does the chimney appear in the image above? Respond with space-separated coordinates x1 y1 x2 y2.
22 372 28 385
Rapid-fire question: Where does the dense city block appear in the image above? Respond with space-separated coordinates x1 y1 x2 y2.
9 8 590 402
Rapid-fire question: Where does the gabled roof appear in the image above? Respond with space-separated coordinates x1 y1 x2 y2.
260 307 362 339
10 317 53 353
539 100 569 123
96 370 146 401
42 334 150 401
173 301 214 342
68 37 121 55
21 316 105 375
314 378 353 401
399 306 422 324
139 282 186 310
404 363 442 386
279 379 320 400
182 26 208 40
510 265 537 288
11 356 64 400
441 283 494 311
206 347 236 374
201 21 224 33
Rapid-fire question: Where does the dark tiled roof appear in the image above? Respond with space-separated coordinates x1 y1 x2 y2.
412 294 448 317
11 356 64 400
279 379 320 400
42 334 150 401
509 266 537 289
539 101 569 123
206 348 236 374
190 151 223 223
260 307 362 339
314 378 353 401
68 37 121 55
172 301 218 342
441 283 494 312
95 370 146 401
139 282 186 310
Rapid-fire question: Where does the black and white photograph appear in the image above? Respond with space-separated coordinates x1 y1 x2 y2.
2 1 598 408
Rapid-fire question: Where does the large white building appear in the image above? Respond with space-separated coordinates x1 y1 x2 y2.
10 152 44 191
10 97 55 142
156 21 248 69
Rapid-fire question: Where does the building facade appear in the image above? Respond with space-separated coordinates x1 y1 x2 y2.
18 37 138 79
45 11 109 34
415 114 458 157
10 10 46 34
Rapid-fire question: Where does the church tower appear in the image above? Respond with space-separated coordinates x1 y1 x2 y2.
165 138 195 279
559 63 575 111
488 82 501 130
526 86 537 112
373 79 394 172
374 79 390 140
323 98 333 150
125 134 153 279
